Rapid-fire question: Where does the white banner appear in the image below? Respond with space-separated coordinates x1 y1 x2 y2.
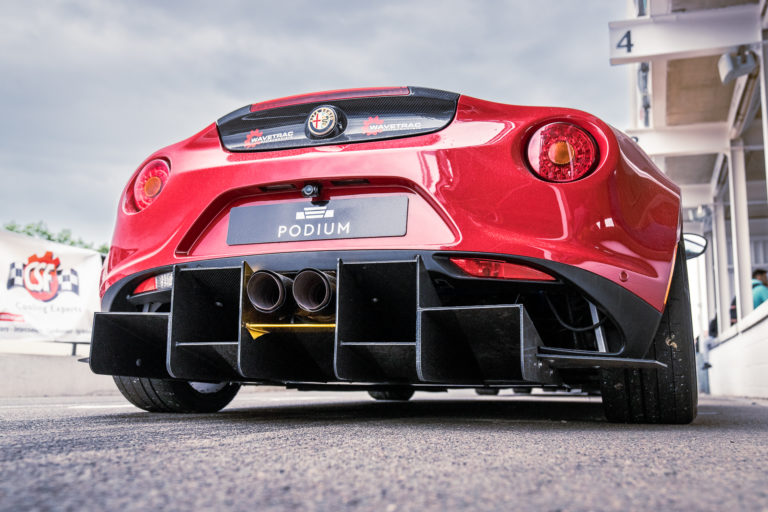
0 230 102 342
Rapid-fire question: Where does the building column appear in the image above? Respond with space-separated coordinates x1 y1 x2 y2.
713 198 731 333
704 230 717 335
759 39 768 204
727 140 753 320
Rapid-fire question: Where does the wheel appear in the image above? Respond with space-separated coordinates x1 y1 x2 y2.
512 387 532 394
600 242 698 424
475 388 500 396
113 376 240 413
368 389 414 401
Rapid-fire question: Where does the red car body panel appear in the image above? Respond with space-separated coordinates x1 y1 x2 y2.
102 94 680 312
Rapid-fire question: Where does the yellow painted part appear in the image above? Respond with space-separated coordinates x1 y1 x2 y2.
244 323 336 340
663 247 678 307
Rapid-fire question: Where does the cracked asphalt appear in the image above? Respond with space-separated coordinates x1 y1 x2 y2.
1 390 767 511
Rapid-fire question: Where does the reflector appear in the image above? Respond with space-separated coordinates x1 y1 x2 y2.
133 276 157 294
133 271 173 295
450 258 555 281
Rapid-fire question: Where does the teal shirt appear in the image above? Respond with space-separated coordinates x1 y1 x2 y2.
753 279 768 308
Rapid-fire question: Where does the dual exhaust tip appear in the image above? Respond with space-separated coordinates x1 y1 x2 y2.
246 269 335 316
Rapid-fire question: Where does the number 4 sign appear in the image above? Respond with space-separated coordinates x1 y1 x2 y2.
616 31 633 53
608 6 759 65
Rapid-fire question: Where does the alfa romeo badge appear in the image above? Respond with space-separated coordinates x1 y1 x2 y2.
306 106 338 137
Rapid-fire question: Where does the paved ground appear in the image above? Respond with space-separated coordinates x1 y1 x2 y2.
1 390 767 512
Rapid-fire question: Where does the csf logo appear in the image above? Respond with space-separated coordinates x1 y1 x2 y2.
7 252 79 302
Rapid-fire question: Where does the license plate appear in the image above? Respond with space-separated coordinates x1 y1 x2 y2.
227 196 409 245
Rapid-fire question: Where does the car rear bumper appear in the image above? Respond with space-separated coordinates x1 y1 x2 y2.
91 250 664 387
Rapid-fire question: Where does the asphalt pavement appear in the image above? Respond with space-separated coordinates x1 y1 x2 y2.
1 390 767 511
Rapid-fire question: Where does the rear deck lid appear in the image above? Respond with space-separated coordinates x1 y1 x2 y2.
216 86 459 152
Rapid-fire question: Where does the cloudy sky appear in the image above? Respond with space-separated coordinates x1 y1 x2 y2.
0 1 631 246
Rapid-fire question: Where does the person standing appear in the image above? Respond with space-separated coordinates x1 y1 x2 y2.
752 269 768 308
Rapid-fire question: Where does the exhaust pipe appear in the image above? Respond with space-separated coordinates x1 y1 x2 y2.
293 269 336 316
246 270 293 314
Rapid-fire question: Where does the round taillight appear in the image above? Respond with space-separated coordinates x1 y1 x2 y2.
526 122 598 182
133 159 170 210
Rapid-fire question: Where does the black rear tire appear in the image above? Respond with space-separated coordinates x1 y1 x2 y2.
368 389 414 401
113 376 240 413
600 242 698 424
475 388 500 396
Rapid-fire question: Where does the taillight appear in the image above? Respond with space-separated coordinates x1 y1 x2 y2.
451 258 555 281
526 122 598 182
133 272 173 294
133 159 170 210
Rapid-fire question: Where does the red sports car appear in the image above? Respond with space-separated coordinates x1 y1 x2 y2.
90 87 697 423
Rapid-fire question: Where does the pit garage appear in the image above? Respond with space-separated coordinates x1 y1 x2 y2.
610 0 768 396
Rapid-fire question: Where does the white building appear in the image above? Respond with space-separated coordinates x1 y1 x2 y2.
610 0 768 396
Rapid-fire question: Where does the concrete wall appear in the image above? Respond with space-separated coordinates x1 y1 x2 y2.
708 310 768 398
0 354 117 397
